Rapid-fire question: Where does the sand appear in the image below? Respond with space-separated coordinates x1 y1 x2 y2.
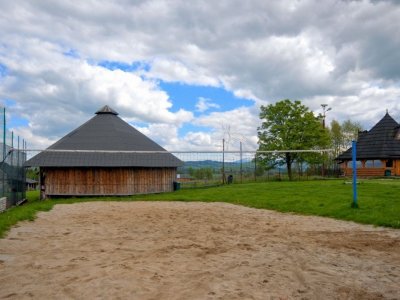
0 201 399 300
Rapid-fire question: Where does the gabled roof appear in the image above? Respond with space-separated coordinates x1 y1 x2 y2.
25 106 183 167
336 112 400 161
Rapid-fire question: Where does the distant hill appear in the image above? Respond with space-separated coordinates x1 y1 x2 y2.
178 159 254 173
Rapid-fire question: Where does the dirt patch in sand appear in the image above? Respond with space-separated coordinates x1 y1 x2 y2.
0 201 399 299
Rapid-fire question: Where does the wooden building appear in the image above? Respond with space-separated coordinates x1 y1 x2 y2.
26 178 38 190
336 112 400 177
24 105 183 198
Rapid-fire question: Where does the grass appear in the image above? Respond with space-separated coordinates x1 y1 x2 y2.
1 179 399 238
134 179 400 228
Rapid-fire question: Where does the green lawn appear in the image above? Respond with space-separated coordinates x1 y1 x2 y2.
1 179 399 238
134 179 400 228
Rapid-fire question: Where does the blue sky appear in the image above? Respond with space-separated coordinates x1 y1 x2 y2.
160 82 252 114
0 0 399 151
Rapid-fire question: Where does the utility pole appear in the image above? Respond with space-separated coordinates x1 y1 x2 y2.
321 104 332 129
321 104 332 177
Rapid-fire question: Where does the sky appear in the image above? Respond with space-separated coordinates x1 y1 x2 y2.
0 0 399 152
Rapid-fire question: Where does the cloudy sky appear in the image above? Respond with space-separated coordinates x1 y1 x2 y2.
0 0 399 152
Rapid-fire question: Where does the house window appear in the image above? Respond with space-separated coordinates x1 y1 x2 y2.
365 160 383 168
386 159 393 168
395 129 400 140
347 160 362 168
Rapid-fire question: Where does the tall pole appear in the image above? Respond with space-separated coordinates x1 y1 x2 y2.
11 132 14 170
240 141 243 183
2 107 5 161
17 135 19 168
222 139 225 184
23 139 26 200
321 104 331 177
2 107 5 197
321 104 331 129
352 140 358 208
254 153 257 182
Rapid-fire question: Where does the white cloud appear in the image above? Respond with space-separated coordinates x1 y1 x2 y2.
195 97 220 113
147 58 219 87
194 106 260 151
0 39 193 149
1 0 400 151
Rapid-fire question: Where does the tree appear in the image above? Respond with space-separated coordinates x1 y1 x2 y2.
341 119 363 150
188 167 213 180
328 119 363 156
257 99 330 180
330 119 343 159
26 167 39 180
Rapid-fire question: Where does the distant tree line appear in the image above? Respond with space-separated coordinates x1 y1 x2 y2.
188 167 213 180
26 167 39 180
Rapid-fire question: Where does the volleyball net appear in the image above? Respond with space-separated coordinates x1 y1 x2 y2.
23 148 338 190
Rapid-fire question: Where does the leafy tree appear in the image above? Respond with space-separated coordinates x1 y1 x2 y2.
26 167 39 180
341 119 363 150
257 99 330 180
330 119 343 158
188 167 195 178
328 119 363 156
189 167 213 180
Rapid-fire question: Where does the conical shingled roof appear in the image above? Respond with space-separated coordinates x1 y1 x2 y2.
25 106 183 167
336 112 400 161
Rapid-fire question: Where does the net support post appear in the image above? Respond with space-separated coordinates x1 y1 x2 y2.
351 140 358 208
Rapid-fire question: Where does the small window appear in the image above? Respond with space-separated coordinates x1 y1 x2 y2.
348 160 362 168
365 160 383 168
386 159 393 168
395 129 400 140
365 160 373 167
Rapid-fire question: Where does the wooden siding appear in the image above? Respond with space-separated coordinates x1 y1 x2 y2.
42 167 177 197
339 159 400 177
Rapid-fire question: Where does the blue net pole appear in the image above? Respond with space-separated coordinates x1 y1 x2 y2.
352 140 358 208
2 107 5 197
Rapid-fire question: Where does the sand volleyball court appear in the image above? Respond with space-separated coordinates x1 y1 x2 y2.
0 201 399 299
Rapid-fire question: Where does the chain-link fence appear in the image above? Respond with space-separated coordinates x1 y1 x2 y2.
174 150 339 189
0 108 27 211
23 148 338 197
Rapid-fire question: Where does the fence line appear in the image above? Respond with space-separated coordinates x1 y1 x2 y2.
23 148 339 193
0 107 27 210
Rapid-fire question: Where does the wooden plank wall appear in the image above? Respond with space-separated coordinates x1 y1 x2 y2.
342 167 389 177
340 160 400 177
42 167 177 196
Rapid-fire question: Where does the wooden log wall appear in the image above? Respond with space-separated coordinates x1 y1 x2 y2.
340 159 400 177
42 167 177 196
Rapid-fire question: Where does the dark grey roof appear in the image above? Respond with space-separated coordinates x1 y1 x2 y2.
26 178 38 184
25 106 183 167
336 112 400 161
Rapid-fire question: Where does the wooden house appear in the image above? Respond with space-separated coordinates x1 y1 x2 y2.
336 112 400 177
26 178 39 190
24 105 183 198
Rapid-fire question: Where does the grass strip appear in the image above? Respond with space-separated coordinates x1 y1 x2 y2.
1 179 399 238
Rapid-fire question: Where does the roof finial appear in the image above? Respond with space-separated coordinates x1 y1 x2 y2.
95 105 118 115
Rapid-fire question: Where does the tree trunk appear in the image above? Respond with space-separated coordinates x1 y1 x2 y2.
286 153 293 180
